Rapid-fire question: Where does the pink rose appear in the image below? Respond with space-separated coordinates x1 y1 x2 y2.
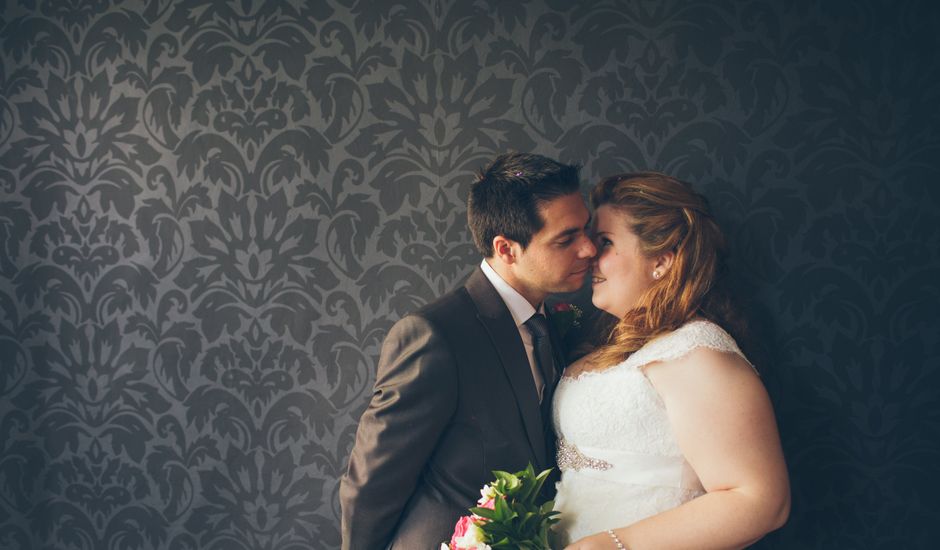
479 497 495 510
450 516 474 548
448 515 490 550
553 302 572 312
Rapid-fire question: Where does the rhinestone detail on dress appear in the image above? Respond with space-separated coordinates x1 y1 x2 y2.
557 439 613 471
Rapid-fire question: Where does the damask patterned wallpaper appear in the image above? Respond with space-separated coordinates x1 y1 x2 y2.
0 0 937 548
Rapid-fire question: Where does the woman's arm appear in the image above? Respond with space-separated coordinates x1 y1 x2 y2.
566 347 790 550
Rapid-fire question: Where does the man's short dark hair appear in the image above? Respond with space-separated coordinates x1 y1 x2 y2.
468 152 582 257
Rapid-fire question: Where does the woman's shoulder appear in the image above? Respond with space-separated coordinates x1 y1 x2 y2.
562 319 754 378
632 318 755 372
670 318 740 350
641 321 761 406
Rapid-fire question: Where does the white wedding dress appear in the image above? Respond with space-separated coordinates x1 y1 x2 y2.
551 319 754 545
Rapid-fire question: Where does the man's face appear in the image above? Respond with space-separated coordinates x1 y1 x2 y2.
511 193 596 303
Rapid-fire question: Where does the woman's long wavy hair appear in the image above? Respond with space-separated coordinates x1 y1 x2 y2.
589 172 746 367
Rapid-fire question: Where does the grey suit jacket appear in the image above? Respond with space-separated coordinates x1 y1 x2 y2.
339 267 563 549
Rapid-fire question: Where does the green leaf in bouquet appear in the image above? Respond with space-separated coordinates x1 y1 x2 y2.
469 506 497 521
472 464 557 550
489 536 513 548
516 480 536 503
520 466 552 504
517 511 537 534
534 467 552 483
492 470 522 494
532 467 552 491
493 492 517 521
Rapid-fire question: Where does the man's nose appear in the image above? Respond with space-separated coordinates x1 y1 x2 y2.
578 235 597 258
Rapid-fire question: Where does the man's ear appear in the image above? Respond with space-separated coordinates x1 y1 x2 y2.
491 235 518 265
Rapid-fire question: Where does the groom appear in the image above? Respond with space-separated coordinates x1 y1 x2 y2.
340 152 596 549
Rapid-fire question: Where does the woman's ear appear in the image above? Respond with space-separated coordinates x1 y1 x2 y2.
653 250 675 275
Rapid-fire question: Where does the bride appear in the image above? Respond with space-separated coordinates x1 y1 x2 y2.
552 173 790 549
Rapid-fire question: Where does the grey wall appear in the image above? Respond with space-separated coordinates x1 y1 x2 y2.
1 1 938 548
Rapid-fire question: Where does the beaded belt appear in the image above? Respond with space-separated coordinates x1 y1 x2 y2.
556 439 702 490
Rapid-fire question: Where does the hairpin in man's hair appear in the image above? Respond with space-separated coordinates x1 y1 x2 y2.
514 171 523 177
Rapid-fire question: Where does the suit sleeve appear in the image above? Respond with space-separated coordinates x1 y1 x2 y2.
339 314 458 550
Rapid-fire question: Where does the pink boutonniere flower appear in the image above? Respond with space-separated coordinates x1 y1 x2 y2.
550 302 583 337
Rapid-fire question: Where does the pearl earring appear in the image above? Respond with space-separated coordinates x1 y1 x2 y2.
652 271 661 279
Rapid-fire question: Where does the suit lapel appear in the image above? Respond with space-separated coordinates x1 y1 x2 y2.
465 268 547 468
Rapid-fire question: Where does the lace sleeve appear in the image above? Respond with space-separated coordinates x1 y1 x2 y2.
625 320 756 373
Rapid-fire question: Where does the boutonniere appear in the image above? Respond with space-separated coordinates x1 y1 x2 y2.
549 302 582 338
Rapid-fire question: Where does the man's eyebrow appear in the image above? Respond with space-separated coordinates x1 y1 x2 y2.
550 226 581 240
548 215 592 240
552 221 592 240
555 227 581 239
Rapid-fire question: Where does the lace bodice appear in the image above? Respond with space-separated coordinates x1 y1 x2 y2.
550 319 753 544
554 319 752 454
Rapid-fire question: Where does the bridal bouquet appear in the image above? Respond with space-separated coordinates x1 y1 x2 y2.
442 464 558 550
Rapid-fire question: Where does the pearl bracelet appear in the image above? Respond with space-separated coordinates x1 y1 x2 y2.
606 529 626 549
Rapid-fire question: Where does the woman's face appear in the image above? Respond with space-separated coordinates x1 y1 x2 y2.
590 205 660 319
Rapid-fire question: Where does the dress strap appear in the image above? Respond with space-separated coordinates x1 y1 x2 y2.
624 320 755 372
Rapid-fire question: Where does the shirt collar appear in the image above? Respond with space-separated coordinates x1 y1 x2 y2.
480 259 542 327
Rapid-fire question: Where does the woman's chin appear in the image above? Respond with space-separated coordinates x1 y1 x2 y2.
591 296 621 319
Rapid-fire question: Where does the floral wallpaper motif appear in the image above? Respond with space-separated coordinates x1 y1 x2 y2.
0 0 937 548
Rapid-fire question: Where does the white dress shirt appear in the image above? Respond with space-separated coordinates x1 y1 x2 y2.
480 259 546 401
